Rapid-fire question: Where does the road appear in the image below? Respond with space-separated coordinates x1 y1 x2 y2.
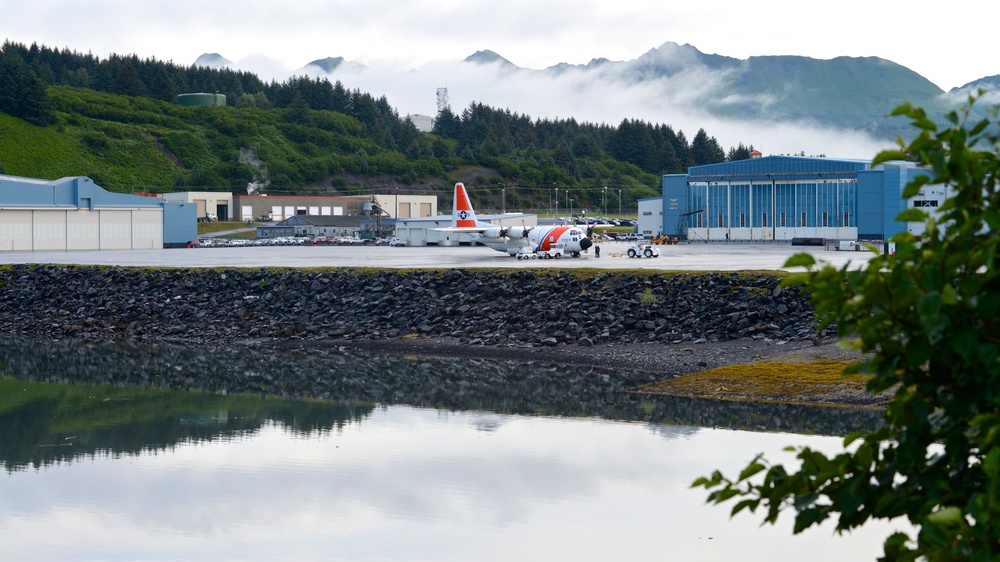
0 241 880 271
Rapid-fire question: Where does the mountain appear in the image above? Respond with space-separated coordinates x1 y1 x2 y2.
458 41 951 138
463 50 516 68
193 53 232 69
302 56 367 74
952 75 1000 93
198 41 979 141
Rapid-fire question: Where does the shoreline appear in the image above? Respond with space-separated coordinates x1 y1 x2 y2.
279 333 878 408
310 334 837 378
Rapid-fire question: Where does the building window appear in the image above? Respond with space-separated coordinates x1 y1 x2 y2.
739 213 746 228
642 211 652 216
697 213 703 228
780 212 786 227
822 212 828 227
718 213 724 228
844 212 850 227
914 200 939 208
762 213 768 228
801 212 807 227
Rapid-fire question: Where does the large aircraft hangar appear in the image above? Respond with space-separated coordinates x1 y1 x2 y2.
661 155 938 242
0 174 196 251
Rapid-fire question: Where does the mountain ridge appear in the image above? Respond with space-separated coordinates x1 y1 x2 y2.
195 40 978 139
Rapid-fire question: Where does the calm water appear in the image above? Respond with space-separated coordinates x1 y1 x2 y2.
0 338 903 561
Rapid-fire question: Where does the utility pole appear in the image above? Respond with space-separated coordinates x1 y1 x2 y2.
501 184 506 214
618 189 622 216
603 186 607 216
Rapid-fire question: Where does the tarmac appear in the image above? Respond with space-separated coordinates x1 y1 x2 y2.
0 240 880 271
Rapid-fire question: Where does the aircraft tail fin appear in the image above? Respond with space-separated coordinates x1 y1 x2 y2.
453 182 480 228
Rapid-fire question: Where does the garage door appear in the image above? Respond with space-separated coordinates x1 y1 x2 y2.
131 209 163 249
0 210 32 250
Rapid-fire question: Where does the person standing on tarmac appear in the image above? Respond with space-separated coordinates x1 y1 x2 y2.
595 245 601 258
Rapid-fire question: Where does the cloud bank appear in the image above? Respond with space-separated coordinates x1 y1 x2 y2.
296 59 894 161
199 51 901 162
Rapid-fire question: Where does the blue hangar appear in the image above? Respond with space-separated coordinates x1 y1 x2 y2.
0 174 198 251
661 155 940 242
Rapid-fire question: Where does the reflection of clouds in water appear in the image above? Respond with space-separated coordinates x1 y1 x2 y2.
646 423 701 441
471 414 506 433
1 406 893 562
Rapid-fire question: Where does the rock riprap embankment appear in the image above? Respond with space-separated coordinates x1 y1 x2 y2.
0 264 829 346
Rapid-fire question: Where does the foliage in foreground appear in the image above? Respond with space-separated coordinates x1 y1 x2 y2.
694 93 1000 560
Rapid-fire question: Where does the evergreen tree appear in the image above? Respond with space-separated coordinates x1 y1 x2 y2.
151 65 177 102
608 119 654 171
0 53 53 125
690 128 725 165
726 142 753 161
286 92 312 125
110 57 147 97
570 132 601 159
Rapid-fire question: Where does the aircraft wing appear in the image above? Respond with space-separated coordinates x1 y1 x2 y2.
432 226 493 233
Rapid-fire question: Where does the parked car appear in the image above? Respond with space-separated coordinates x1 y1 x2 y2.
389 237 405 247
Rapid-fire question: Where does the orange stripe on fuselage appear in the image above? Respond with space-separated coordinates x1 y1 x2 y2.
455 184 476 228
538 226 571 251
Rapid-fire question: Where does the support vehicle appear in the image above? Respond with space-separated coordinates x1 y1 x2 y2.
626 244 660 258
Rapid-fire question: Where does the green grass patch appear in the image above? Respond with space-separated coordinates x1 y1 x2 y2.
198 221 254 234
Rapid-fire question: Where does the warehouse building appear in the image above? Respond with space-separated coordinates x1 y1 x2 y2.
231 193 436 222
661 156 936 242
0 174 196 250
162 191 233 221
256 215 374 239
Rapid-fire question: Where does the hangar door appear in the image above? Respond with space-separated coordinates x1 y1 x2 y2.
0 209 163 251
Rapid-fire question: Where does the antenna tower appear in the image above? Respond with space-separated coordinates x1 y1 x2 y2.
436 87 449 113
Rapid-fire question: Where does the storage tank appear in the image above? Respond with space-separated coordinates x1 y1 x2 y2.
177 93 227 107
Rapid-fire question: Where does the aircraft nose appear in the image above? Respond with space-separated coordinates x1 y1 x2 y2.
580 237 593 251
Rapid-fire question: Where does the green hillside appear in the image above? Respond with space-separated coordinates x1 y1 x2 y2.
0 85 676 210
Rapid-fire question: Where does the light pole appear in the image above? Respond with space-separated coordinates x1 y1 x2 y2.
569 198 574 218
618 189 622 216
565 189 569 216
554 186 558 218
603 186 607 216
501 184 506 214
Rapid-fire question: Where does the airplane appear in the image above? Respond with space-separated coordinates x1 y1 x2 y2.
437 182 594 257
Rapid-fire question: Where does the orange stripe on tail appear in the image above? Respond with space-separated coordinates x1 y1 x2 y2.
454 183 477 228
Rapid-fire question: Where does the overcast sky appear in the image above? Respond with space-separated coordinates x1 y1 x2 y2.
6 0 998 159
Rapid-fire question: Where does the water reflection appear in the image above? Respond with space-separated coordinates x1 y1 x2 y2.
0 337 899 561
0 336 883 473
